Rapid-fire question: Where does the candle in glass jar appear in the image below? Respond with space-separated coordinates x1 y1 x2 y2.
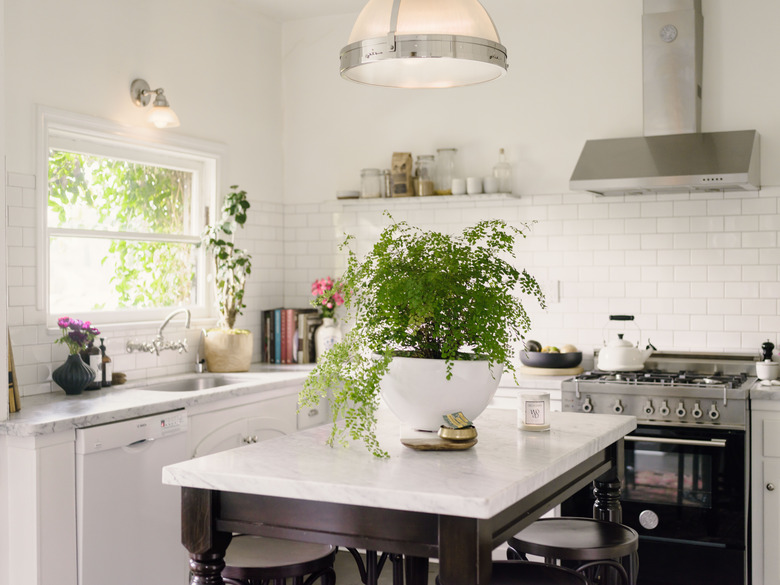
518 392 550 431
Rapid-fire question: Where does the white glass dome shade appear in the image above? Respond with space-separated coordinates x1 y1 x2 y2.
348 0 502 44
341 0 508 89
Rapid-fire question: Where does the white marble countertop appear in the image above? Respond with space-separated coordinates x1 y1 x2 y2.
0 367 310 437
749 379 780 401
162 408 636 519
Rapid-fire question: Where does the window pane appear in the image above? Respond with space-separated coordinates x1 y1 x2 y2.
49 236 198 313
48 150 194 235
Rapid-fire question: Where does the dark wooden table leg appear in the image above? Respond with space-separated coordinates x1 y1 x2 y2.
437 516 492 585
405 556 430 585
593 439 624 524
182 487 232 585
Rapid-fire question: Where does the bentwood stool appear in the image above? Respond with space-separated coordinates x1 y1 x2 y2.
346 548 405 585
506 517 639 585
221 535 337 585
436 560 589 585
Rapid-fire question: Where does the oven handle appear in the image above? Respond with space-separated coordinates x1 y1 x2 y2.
625 435 727 448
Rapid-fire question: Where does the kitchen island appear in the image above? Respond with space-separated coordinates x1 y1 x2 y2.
163 408 636 585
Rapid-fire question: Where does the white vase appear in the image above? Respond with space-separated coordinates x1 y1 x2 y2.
379 356 501 431
315 317 342 361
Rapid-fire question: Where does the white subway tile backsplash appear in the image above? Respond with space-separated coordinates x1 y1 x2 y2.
743 231 777 248
743 197 777 215
707 232 742 248
690 216 725 233
725 215 759 232
673 200 708 217
707 265 742 282
9 164 780 395
708 298 742 315
707 199 741 216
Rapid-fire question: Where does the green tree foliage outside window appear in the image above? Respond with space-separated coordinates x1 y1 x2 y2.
48 150 199 312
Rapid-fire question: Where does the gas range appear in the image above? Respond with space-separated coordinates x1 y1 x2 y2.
561 351 756 428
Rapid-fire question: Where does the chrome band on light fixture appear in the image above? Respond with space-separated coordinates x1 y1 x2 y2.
340 0 508 89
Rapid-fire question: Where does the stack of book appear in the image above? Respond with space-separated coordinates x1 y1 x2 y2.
260 308 322 364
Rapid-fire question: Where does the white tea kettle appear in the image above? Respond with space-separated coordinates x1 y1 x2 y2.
597 315 654 372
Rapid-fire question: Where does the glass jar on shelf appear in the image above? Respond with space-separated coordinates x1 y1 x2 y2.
414 155 435 196
434 148 458 195
492 148 513 194
360 168 382 199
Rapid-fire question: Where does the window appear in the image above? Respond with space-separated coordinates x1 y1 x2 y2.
39 108 222 325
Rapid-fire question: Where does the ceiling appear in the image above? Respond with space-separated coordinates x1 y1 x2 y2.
238 0 367 21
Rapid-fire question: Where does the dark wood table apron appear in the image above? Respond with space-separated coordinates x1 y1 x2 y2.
182 440 624 585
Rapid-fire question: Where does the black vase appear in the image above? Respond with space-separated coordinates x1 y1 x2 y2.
52 354 95 395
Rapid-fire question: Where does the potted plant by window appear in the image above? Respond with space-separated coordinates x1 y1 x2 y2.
299 214 545 457
201 185 253 372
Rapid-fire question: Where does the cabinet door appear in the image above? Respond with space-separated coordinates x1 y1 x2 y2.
763 458 780 585
190 394 298 458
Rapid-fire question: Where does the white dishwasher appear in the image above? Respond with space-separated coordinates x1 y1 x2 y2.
75 409 189 585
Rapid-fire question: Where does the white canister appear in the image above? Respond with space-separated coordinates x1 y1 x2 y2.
451 178 466 195
518 392 550 431
482 176 498 194
466 177 482 195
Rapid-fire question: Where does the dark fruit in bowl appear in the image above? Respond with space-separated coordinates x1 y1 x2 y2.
524 340 542 352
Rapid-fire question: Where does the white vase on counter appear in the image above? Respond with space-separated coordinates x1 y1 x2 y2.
315 317 342 361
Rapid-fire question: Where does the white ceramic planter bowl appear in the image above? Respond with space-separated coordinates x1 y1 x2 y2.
379 356 501 431
756 360 780 381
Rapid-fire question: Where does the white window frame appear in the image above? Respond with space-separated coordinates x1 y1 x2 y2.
37 106 225 327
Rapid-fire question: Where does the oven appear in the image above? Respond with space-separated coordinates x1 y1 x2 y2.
560 352 753 585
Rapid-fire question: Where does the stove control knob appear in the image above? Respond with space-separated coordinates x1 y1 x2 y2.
582 397 593 413
676 402 687 418
639 509 659 530
659 401 671 416
612 399 624 414
692 402 703 419
643 401 655 416
709 405 721 420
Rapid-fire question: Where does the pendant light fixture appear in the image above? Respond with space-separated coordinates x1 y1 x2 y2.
340 0 508 89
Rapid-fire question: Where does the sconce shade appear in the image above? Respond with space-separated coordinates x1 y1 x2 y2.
148 105 181 129
130 78 180 128
340 0 508 89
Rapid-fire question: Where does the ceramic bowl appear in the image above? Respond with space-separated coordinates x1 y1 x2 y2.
756 360 780 381
519 351 582 369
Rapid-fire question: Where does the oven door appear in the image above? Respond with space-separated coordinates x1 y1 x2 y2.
621 426 745 546
562 425 746 585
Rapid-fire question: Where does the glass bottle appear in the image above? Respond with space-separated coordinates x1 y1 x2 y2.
414 155 435 196
434 148 458 195
492 148 513 194
99 337 113 387
360 168 382 199
80 342 102 390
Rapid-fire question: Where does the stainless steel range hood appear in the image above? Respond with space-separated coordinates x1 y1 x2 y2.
570 0 760 196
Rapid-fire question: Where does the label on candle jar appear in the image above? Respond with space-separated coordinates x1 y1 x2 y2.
518 392 550 431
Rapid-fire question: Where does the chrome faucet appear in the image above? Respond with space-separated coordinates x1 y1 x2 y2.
126 308 191 355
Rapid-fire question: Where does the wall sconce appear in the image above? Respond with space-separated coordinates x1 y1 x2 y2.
130 78 180 128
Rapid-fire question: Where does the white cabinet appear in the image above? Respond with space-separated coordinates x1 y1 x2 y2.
752 402 780 585
189 393 298 458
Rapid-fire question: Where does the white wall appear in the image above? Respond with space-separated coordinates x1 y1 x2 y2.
4 0 286 395
280 0 780 357
281 0 780 204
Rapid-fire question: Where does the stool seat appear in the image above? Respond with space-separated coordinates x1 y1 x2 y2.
222 535 336 584
508 517 638 562
437 561 589 585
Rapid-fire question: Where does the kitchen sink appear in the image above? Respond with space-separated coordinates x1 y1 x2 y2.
143 375 247 392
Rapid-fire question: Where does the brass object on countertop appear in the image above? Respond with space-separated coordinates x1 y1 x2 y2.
438 425 478 442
